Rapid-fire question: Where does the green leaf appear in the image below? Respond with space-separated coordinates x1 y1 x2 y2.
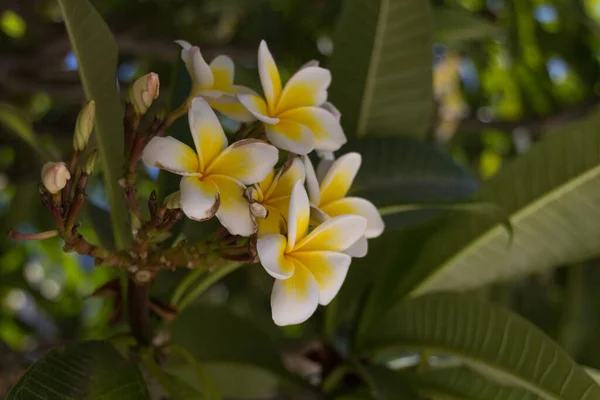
407 366 537 399
57 0 130 249
353 363 419 400
7 341 149 399
144 355 207 400
357 293 600 400
329 0 434 139
0 103 55 161
394 106 600 295
434 6 499 43
170 305 285 376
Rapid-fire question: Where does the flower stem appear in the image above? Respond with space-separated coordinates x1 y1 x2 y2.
170 268 205 306
8 229 59 241
128 277 151 346
177 262 243 311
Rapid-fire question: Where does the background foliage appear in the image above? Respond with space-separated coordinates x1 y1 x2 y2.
5 0 600 398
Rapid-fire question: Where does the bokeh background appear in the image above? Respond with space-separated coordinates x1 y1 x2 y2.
4 0 600 397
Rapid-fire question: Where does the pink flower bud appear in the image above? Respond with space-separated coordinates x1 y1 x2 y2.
41 162 71 194
128 73 160 114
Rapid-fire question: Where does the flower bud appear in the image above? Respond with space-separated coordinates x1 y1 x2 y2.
249 202 268 219
128 73 160 115
164 191 181 209
41 162 71 194
73 100 96 152
83 150 98 175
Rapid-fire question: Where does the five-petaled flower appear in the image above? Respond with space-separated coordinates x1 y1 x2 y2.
143 97 278 236
257 181 367 326
177 40 256 122
238 41 346 155
250 157 306 237
304 153 384 257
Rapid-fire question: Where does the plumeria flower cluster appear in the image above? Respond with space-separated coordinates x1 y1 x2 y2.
143 40 384 325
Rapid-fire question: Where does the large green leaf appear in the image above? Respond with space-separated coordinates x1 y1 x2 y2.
394 107 600 295
7 341 149 399
434 6 499 43
57 0 130 249
0 103 55 161
329 0 433 139
354 364 419 400
406 366 537 399
357 293 600 400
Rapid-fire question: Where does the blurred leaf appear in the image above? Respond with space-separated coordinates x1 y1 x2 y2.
329 0 433 139
392 107 600 295
144 355 207 400
0 10 26 39
170 305 285 375
0 103 54 161
357 293 600 399
57 0 130 249
7 341 149 399
434 6 499 43
353 363 419 399
405 366 537 399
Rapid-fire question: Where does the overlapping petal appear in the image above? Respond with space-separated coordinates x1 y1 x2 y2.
303 156 321 205
320 197 384 239
208 86 257 122
265 119 315 155
210 176 256 236
258 40 282 112
188 98 228 169
286 181 310 251
319 153 362 205
176 40 214 90
278 107 346 152
270 263 319 326
237 94 279 124
142 137 199 175
206 139 278 185
344 236 368 258
290 251 351 305
295 214 367 253
257 234 294 279
210 55 234 90
179 177 219 221
276 67 331 113
256 206 284 237
265 157 306 200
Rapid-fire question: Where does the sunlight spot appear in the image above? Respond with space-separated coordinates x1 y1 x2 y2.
0 11 26 39
546 57 569 83
534 4 558 24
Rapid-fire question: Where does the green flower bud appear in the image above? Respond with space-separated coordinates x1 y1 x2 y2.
83 150 98 175
73 100 96 152
164 191 181 209
128 73 160 115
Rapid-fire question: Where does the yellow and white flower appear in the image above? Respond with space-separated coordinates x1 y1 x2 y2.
237 41 346 155
304 153 384 257
142 97 278 236
250 157 306 237
176 40 256 122
257 181 366 326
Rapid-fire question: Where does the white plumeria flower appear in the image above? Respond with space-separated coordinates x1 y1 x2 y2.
257 181 367 326
237 40 346 155
251 157 306 237
176 40 256 122
143 97 278 236
304 153 384 258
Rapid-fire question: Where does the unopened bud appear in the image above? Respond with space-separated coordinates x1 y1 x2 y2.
164 191 181 209
41 162 71 194
250 202 268 219
128 73 160 114
83 150 98 175
73 100 96 152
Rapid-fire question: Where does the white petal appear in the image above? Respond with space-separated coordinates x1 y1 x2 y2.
142 137 199 175
279 107 346 152
188 97 228 168
265 157 306 200
258 40 282 112
190 46 214 89
265 120 315 155
319 152 361 206
321 197 385 238
316 156 335 182
211 176 256 236
257 234 294 279
290 251 351 305
271 264 319 326
287 181 311 251
206 139 279 185
276 67 331 113
321 102 341 122
179 177 219 221
344 236 368 258
207 86 258 122
238 93 279 124
303 155 320 205
300 60 320 69
295 215 367 253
